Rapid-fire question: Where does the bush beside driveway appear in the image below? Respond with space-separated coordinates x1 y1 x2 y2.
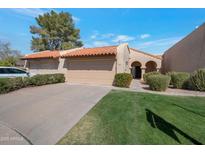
0 73 65 94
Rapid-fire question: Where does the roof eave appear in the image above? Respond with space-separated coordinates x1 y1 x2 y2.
61 53 116 58
21 56 59 60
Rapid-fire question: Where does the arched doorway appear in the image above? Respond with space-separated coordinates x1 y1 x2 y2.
145 61 157 73
131 61 142 79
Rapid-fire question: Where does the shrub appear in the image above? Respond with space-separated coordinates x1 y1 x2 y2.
30 74 49 86
167 72 190 89
52 73 66 83
22 77 32 87
30 73 65 86
143 71 160 83
189 69 205 91
113 73 132 88
182 78 194 90
166 72 175 85
147 74 171 91
0 78 12 94
9 77 25 91
0 77 25 94
0 73 65 94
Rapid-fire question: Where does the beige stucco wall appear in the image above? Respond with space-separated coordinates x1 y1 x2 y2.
116 43 130 73
129 49 161 69
162 23 205 73
65 55 116 85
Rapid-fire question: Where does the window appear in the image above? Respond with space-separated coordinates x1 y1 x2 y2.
9 68 26 74
0 68 7 74
0 68 26 74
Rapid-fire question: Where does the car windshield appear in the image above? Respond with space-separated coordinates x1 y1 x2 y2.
0 68 26 74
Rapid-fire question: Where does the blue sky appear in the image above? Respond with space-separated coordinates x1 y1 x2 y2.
0 8 204 55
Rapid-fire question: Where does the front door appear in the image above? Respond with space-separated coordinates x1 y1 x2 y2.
135 66 141 79
131 66 141 79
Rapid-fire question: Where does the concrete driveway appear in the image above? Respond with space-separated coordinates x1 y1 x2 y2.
0 83 111 144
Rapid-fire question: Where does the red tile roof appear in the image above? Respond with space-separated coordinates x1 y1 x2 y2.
62 46 117 57
22 50 60 59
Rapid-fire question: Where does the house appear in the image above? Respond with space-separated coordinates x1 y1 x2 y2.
22 43 161 85
15 59 25 68
162 23 205 73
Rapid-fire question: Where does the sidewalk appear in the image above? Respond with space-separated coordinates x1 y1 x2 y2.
68 80 205 97
129 79 205 97
0 122 30 145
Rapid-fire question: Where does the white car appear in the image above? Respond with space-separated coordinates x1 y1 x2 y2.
0 67 35 78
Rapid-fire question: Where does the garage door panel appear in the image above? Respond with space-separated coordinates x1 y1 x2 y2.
67 57 116 85
67 71 115 79
69 59 115 71
67 78 114 85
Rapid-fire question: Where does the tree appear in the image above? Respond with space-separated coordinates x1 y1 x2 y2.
0 41 21 66
30 10 83 52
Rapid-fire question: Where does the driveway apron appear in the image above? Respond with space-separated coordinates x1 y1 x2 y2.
0 83 111 144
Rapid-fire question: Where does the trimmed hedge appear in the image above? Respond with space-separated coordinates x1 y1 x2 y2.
143 71 160 83
30 74 65 86
147 74 171 91
113 73 132 88
0 78 13 94
167 72 190 89
0 73 65 94
0 77 27 94
189 69 205 91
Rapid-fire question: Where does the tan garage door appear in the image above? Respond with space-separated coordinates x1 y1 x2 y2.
28 59 60 74
66 56 116 85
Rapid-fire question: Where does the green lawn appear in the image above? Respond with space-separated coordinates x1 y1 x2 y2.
58 90 205 145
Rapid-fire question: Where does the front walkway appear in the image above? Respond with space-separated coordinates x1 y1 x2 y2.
78 80 205 97
0 83 111 144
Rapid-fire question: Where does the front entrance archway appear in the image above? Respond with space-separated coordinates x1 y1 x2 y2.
131 61 142 79
145 61 157 73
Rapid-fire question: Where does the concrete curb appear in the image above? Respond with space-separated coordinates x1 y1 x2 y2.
0 121 31 145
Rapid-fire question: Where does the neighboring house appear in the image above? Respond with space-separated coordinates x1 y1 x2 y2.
22 50 62 74
22 43 161 85
162 23 205 73
15 59 25 68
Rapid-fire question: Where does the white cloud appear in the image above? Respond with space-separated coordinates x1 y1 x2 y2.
101 33 115 38
90 31 99 39
11 8 80 23
90 34 98 39
112 35 135 43
195 25 199 29
90 35 97 39
93 41 109 47
10 8 46 17
90 32 114 40
135 36 183 50
140 34 151 39
72 16 80 23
